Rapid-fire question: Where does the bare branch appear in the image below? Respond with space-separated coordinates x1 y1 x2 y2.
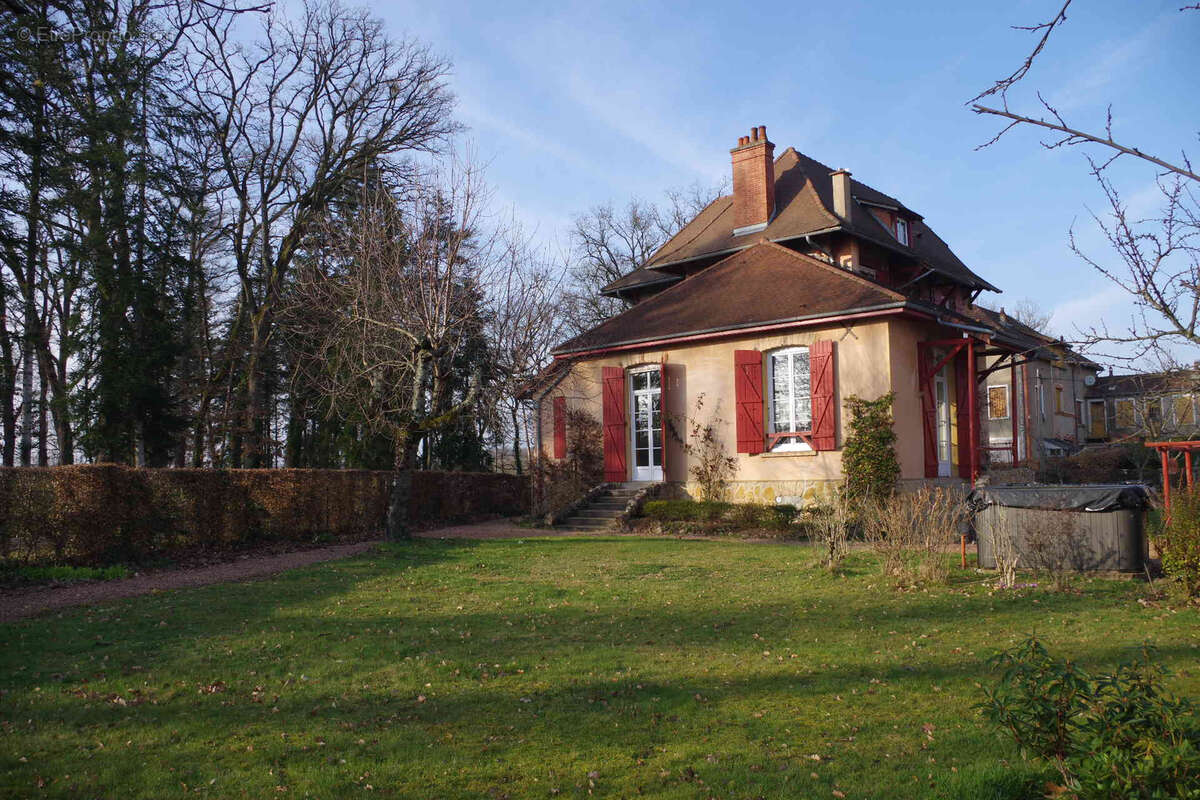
967 0 1072 106
972 104 1200 182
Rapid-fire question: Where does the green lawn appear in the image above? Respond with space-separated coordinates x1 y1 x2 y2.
1 538 1197 799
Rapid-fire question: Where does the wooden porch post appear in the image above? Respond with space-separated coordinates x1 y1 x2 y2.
1161 447 1172 513
967 337 978 485
1186 449 1194 490
1010 360 1019 466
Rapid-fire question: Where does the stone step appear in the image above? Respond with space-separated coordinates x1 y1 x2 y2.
589 500 627 510
575 509 622 519
561 516 612 529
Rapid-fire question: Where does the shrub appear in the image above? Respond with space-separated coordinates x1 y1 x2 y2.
677 395 736 502
810 491 852 570
841 393 900 498
1023 513 1089 591
640 499 798 535
862 486 965 585
1153 487 1200 597
1035 444 1149 484
982 636 1200 799
539 408 604 515
643 499 731 522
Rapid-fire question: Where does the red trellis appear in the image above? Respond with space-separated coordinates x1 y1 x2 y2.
1146 440 1200 511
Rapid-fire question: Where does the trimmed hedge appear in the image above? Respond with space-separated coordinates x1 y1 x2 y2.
641 499 798 532
0 465 528 566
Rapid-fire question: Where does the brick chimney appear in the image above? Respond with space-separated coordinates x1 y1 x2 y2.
830 169 852 220
730 126 775 235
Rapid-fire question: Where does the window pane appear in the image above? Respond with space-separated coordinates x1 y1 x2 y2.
1175 395 1194 426
1116 399 1134 428
636 447 649 467
988 386 1008 419
771 354 791 431
792 351 811 430
647 370 660 389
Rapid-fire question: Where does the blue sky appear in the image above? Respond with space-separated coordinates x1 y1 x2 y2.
377 0 1199 364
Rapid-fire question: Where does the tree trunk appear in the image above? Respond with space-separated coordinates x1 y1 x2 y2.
37 367 47 466
511 403 522 475
385 433 418 541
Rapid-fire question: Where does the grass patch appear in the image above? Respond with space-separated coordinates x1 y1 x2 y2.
0 537 1196 798
0 563 131 587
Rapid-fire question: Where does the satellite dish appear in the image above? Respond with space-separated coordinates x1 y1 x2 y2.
1084 374 1097 387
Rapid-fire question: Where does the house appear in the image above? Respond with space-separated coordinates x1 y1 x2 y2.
1087 370 1200 443
968 306 1100 465
531 126 1089 504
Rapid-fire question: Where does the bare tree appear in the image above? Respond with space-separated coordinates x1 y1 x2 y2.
484 225 567 474
1010 298 1054 336
284 154 500 539
564 183 724 333
183 0 457 466
969 2 1200 367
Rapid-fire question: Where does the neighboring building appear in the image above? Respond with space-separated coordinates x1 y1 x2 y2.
528 126 1090 504
1088 370 1200 443
968 305 1100 466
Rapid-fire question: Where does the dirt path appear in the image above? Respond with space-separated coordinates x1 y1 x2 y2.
0 541 379 623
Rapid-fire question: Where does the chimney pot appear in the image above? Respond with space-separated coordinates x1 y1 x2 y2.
730 124 776 232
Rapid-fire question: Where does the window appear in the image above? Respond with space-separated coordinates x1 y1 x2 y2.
987 385 1009 420
1147 397 1163 427
1055 385 1065 414
1075 398 1083 421
1115 398 1135 428
894 218 909 246
767 347 811 451
1174 395 1195 427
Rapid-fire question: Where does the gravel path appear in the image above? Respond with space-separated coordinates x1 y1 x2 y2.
0 540 379 623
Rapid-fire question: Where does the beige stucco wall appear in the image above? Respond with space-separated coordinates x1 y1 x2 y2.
540 320 914 503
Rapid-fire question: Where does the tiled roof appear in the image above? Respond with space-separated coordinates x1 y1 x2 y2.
602 147 997 296
1093 371 1200 396
555 242 907 354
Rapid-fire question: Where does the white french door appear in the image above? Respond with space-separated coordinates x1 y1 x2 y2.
629 369 663 482
934 371 953 478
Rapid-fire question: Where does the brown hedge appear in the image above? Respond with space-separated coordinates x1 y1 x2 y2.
0 465 529 566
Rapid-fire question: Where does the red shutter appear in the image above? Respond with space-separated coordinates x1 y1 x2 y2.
734 350 764 454
602 367 627 482
552 396 566 459
810 340 837 450
918 343 938 479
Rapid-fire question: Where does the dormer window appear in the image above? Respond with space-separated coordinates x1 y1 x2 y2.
894 218 909 246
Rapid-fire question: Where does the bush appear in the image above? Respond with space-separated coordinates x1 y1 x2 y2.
982 636 1200 799
538 408 604 515
810 491 853 571
640 499 798 535
0 465 528 567
842 393 900 498
677 394 736 502
862 486 966 585
1036 444 1151 485
1153 487 1200 598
